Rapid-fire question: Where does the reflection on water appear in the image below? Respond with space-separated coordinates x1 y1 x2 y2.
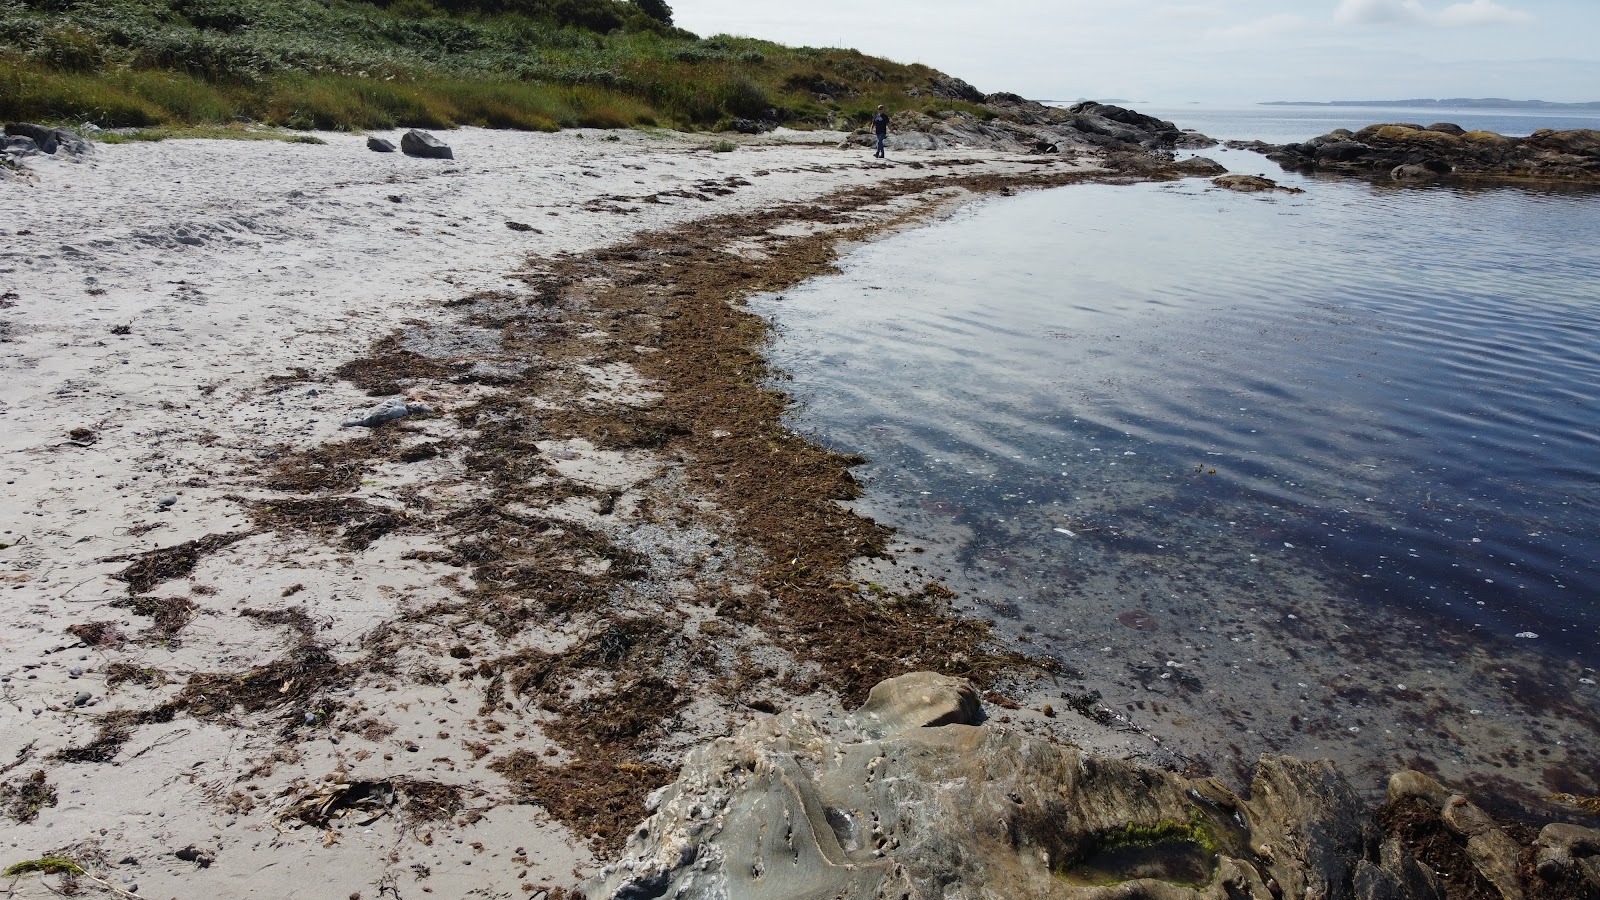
755 158 1600 809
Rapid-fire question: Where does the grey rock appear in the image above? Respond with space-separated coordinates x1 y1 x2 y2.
341 397 432 428
400 129 453 160
1212 174 1303 194
367 136 397 153
4 135 40 156
157 495 177 508
583 671 1437 900
1387 770 1451 807
1533 823 1600 886
1440 795 1527 900
5 123 91 156
69 666 83 678
1173 156 1228 176
73 691 91 706
1391 163 1440 180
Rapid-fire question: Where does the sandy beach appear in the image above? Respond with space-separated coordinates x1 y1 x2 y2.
0 127 1129 897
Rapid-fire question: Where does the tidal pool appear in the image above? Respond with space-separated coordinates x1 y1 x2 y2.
755 153 1600 811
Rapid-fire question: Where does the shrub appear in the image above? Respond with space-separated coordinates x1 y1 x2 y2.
717 72 767 118
38 25 106 71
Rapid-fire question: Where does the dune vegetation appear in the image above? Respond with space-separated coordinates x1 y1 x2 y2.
0 0 991 132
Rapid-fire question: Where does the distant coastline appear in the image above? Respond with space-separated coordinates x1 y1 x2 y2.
1261 98 1600 110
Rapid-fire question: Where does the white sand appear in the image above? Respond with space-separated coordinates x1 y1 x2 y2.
0 127 1094 897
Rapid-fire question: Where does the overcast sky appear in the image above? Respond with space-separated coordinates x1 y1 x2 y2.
670 0 1600 104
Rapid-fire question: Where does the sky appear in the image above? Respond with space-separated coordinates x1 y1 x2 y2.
669 0 1600 104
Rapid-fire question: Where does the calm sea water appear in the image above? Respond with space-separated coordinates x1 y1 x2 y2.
756 107 1600 805
1132 103 1600 142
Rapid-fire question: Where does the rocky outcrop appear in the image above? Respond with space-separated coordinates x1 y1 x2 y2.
582 672 1600 899
848 100 1213 159
400 129 453 159
1256 123 1600 182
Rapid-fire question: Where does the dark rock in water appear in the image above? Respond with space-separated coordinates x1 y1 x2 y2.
400 129 452 160
1391 163 1440 180
586 671 1594 900
5 123 91 156
1173 156 1227 176
1214 174 1303 194
1251 123 1600 182
367 136 396 153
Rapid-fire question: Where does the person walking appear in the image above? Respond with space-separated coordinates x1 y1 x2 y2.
871 105 889 158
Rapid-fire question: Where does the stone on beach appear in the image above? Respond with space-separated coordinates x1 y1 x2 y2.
341 397 432 428
5 123 91 156
400 129 453 159
367 136 397 153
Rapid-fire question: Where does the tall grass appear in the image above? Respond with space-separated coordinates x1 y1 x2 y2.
0 0 992 133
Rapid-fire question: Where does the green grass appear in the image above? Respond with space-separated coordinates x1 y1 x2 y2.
0 0 993 133
97 123 326 142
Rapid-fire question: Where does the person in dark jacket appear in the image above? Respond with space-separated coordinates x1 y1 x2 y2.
871 105 889 158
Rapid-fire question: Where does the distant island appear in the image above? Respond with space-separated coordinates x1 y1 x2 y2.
1262 98 1600 110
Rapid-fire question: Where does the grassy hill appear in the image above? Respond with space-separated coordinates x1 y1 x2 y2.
0 0 991 132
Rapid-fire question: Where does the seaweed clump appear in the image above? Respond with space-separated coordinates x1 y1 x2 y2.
0 770 58 823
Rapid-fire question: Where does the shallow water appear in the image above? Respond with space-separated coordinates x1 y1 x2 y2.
755 153 1600 806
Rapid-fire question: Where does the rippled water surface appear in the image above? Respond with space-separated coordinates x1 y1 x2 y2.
756 156 1600 806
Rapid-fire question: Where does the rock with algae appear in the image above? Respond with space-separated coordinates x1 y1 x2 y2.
584 671 1450 900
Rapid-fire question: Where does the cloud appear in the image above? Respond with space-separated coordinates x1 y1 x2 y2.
1334 0 1535 27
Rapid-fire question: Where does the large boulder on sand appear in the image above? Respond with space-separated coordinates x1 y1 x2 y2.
5 123 91 156
400 129 453 159
367 136 397 153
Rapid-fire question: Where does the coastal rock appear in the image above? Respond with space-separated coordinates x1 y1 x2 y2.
586 672 1542 900
1212 174 1303 194
1173 156 1228 176
1391 163 1440 180
4 135 40 156
1534 824 1600 887
341 397 432 428
5 123 91 156
924 74 985 103
367 136 397 153
843 99 1212 160
400 129 453 159
1440 795 1528 900
1253 122 1600 182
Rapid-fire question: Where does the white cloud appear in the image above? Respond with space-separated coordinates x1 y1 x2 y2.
1334 0 1535 27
